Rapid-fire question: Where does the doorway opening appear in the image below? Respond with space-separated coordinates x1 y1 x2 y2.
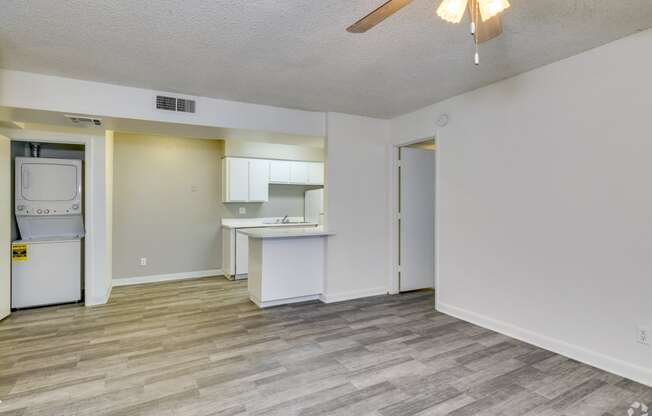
396 138 436 293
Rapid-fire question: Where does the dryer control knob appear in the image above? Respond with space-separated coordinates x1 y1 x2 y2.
44 209 50 214
37 209 43 214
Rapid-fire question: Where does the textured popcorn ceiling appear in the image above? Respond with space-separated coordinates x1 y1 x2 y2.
1 1 651 118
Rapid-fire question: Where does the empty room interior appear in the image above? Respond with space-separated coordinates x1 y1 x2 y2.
1 1 652 415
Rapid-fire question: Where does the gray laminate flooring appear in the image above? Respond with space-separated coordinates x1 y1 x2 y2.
0 277 650 416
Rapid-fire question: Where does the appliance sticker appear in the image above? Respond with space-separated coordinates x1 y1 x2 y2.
12 244 27 261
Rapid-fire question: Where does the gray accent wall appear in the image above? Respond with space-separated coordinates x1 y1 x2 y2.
113 133 222 280
112 134 323 280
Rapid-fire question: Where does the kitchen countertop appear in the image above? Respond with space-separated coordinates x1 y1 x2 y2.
238 226 334 239
222 217 318 229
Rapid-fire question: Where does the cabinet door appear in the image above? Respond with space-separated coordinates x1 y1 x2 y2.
269 160 291 183
248 159 269 202
224 158 249 202
222 228 235 278
289 161 309 184
307 162 324 185
235 231 249 276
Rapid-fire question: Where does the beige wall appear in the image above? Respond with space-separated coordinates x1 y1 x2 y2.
113 133 223 279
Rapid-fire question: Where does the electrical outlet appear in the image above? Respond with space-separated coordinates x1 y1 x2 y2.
239 207 246 215
140 257 147 267
191 185 198 192
637 326 650 346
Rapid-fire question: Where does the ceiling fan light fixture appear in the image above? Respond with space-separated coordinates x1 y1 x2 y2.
477 0 510 21
436 0 469 23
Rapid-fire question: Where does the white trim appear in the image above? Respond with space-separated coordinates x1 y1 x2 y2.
388 135 438 296
437 302 652 388
319 287 387 304
2 129 109 308
249 293 320 308
86 285 112 306
112 269 223 287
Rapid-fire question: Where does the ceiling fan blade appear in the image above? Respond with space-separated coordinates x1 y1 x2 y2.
346 0 414 33
477 14 503 43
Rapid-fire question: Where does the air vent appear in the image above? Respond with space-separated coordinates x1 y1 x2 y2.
156 95 177 111
65 115 103 128
176 98 195 113
156 95 196 113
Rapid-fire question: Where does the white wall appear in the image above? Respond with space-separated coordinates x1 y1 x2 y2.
323 112 391 302
391 28 652 386
104 131 114 300
0 69 325 138
224 140 324 162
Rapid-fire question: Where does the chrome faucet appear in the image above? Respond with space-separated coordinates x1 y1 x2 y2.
281 215 289 224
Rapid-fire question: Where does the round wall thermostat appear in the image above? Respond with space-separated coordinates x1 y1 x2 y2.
437 114 449 127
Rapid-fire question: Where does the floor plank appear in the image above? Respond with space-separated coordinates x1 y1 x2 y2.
0 276 649 415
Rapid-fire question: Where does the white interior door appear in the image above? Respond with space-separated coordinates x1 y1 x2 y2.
400 147 435 292
0 134 11 320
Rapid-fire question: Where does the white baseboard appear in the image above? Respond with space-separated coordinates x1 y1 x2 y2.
320 287 387 304
250 293 320 308
85 285 112 306
437 302 652 388
112 269 223 287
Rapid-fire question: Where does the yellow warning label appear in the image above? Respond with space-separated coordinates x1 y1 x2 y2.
12 244 27 261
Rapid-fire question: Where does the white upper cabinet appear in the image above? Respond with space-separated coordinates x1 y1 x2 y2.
222 158 269 203
269 160 291 184
223 158 249 202
248 159 269 202
223 158 324 202
307 162 324 185
289 161 309 184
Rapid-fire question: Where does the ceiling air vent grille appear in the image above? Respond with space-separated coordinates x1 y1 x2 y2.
156 95 196 113
65 115 103 128
156 95 177 111
176 98 195 113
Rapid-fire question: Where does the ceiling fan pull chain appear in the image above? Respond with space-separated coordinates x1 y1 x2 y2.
473 0 480 65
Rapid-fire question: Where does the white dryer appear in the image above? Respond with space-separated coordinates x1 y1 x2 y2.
15 157 84 240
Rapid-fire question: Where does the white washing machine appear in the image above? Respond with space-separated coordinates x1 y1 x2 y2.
12 157 84 308
11 238 82 308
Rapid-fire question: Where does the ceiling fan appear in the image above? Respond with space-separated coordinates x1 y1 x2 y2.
347 0 510 65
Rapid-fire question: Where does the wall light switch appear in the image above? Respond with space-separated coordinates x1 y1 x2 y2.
140 257 147 267
239 207 246 215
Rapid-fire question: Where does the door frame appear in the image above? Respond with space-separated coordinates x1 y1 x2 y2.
4 129 104 307
388 136 438 300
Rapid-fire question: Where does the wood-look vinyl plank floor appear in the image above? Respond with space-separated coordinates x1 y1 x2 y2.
0 276 650 416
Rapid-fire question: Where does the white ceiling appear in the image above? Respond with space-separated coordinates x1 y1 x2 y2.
1 1 651 119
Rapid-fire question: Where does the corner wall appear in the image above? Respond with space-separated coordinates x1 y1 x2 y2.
323 112 391 302
391 28 652 386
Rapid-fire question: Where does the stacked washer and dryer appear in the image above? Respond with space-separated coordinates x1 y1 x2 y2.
12 155 85 308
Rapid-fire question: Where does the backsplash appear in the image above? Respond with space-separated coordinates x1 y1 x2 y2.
221 184 322 219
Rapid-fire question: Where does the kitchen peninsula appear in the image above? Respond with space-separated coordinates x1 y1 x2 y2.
239 227 334 308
